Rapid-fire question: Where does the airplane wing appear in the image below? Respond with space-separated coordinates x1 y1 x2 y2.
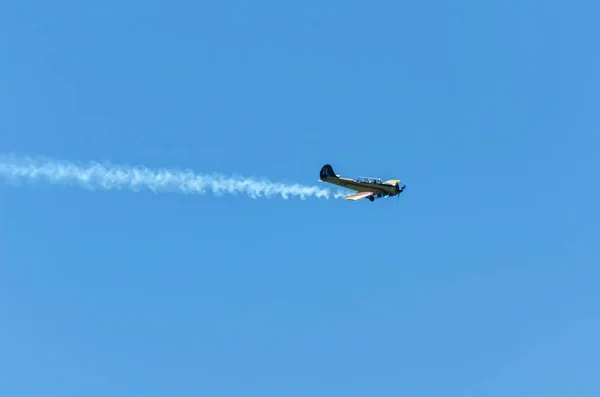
344 191 374 201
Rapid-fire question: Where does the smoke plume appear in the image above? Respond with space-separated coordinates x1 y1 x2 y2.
0 154 347 200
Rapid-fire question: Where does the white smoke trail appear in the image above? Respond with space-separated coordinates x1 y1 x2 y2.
0 154 349 200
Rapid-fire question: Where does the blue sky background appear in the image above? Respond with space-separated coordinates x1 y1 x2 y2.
1 1 598 396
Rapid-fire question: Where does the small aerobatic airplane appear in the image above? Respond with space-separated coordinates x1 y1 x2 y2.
318 164 406 202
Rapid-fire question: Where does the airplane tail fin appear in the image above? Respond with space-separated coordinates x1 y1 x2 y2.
319 164 338 180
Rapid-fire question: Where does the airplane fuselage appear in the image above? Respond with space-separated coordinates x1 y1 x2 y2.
320 176 399 196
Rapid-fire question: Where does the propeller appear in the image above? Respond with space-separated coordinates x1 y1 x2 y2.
396 183 406 203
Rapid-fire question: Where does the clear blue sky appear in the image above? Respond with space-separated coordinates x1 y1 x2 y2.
1 1 598 395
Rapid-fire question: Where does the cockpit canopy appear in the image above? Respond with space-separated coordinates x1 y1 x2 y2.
354 176 383 184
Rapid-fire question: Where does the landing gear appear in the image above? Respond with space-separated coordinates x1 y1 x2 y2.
369 194 383 202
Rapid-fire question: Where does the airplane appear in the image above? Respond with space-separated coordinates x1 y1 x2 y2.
318 164 406 202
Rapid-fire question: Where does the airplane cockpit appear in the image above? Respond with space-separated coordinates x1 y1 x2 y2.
354 176 383 184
